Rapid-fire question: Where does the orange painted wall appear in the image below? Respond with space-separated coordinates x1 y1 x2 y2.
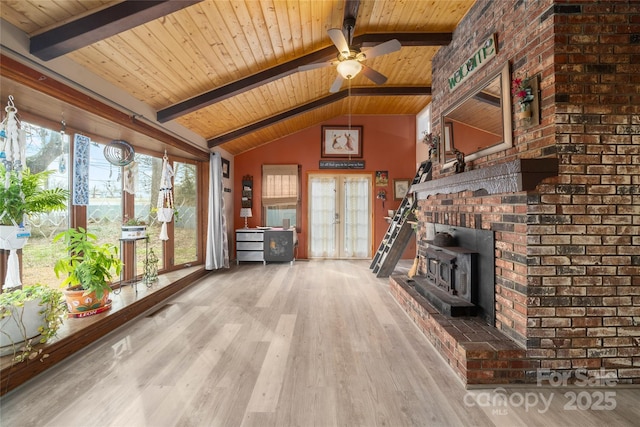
234 114 417 260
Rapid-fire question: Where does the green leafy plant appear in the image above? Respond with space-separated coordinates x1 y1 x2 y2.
122 215 147 226
53 227 123 300
0 165 69 226
0 284 65 363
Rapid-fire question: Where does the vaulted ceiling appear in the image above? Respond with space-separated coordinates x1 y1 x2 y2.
0 0 475 157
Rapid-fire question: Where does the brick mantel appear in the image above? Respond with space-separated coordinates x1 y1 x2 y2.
412 158 558 199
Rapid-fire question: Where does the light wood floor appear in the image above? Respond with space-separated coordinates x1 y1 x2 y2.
1 260 638 426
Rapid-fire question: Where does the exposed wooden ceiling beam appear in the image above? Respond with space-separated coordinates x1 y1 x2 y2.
207 86 431 148
30 0 203 61
344 0 361 21
158 32 450 123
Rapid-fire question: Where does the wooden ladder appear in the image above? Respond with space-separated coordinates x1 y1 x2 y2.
370 160 432 277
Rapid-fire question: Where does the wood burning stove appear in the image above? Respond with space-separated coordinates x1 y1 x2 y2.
414 226 495 325
424 246 477 302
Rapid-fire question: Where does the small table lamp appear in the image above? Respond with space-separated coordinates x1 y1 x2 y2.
240 207 252 228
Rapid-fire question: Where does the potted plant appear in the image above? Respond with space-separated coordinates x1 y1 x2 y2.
53 227 123 317
0 165 68 250
0 283 65 362
511 76 534 119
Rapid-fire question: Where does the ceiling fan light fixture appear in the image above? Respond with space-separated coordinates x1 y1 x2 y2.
337 59 362 79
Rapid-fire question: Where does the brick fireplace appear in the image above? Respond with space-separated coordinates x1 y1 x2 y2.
391 0 639 386
392 159 558 385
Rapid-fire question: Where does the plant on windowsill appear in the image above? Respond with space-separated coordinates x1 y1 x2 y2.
511 76 534 119
0 283 65 363
53 227 123 317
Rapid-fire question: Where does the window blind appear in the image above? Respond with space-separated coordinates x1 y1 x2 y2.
262 164 299 206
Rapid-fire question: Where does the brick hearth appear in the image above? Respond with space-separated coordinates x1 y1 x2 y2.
390 275 538 386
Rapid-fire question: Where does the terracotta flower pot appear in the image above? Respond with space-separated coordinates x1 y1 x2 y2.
63 288 111 317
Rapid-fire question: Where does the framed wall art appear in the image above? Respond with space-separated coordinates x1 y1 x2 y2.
375 170 389 186
393 179 410 200
221 157 230 178
321 125 363 158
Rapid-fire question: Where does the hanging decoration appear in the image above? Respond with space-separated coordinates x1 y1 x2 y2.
0 96 26 186
0 95 29 289
157 151 175 241
104 139 135 166
123 161 137 195
72 134 90 206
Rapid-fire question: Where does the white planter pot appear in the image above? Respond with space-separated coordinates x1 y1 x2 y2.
121 225 146 239
0 225 30 250
0 298 45 356
157 208 174 223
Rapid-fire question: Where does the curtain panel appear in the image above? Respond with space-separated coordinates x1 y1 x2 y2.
205 152 229 270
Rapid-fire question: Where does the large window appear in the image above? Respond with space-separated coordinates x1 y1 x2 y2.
173 161 197 266
133 153 164 272
21 122 70 288
8 121 201 288
87 141 122 249
262 165 299 228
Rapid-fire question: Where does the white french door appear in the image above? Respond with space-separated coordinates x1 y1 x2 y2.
308 174 372 259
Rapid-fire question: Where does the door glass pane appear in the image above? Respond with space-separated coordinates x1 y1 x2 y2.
173 161 197 265
343 176 370 258
21 122 70 288
133 153 164 272
309 176 336 257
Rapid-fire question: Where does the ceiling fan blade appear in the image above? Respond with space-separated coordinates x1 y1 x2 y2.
362 39 401 60
298 61 333 72
329 74 344 93
361 65 388 85
328 28 350 56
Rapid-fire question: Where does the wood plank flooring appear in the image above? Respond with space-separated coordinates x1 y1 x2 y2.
1 260 639 426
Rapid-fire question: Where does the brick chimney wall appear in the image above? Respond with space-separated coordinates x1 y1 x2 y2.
421 0 639 382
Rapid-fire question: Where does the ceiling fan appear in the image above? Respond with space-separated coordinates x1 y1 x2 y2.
299 17 401 93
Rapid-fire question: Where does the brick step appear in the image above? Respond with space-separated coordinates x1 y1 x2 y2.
390 275 536 386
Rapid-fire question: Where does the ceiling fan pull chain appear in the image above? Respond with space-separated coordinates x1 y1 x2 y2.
348 79 352 130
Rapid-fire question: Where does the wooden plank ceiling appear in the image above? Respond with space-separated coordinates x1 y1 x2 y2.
0 0 475 156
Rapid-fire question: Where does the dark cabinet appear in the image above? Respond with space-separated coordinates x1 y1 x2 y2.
263 229 296 264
